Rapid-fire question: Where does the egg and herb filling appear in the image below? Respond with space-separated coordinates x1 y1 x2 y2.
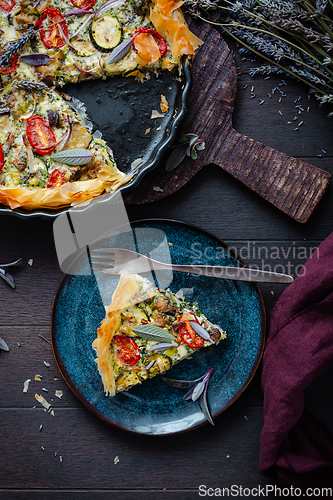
92 271 226 396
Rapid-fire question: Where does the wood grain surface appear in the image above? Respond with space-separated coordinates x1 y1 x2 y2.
124 19 331 224
1 17 333 500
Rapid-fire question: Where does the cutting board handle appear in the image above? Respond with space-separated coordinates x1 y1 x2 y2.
124 18 331 223
202 117 331 223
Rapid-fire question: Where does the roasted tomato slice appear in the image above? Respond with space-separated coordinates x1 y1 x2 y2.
35 8 68 49
178 313 204 348
70 0 97 10
0 0 15 13
0 143 4 171
133 27 167 58
46 169 67 189
26 115 57 155
113 335 141 366
0 53 18 74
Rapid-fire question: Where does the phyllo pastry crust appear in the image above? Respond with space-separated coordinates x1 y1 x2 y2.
92 270 226 396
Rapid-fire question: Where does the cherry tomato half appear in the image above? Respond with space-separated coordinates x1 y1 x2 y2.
0 143 4 172
26 115 57 155
35 8 68 49
133 28 167 58
178 313 204 348
46 169 67 189
0 0 15 13
113 335 141 366
0 53 18 74
70 0 97 10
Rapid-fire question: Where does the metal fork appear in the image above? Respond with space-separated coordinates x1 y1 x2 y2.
91 248 293 283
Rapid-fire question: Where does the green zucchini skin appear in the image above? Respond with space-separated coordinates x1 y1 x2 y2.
89 15 123 53
146 353 172 377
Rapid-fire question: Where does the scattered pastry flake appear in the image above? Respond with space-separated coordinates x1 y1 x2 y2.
55 390 63 399
151 110 165 119
168 242 173 247
244 415 248 421
50 410 55 416
131 158 143 170
59 456 63 463
54 378 59 381
39 425 43 432
156 126 162 131
35 393 51 409
23 379 31 393
153 186 163 192
160 95 169 113
35 374 42 381
28 259 33 266
41 446 45 451
114 456 120 464
44 361 50 367
145 128 151 135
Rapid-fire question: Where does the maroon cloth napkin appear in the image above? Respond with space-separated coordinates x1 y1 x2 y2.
259 233 333 488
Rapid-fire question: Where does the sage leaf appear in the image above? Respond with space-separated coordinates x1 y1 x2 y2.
184 377 207 401
200 389 214 425
20 53 52 66
195 140 206 151
0 337 9 351
133 324 175 343
178 133 189 143
189 321 215 343
51 148 93 166
106 36 136 65
149 341 178 352
165 144 188 172
0 268 15 288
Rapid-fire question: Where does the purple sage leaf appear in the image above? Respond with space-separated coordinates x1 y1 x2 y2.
184 368 214 402
200 386 214 425
20 53 53 66
0 337 9 351
149 342 178 352
189 321 215 344
166 144 188 172
145 360 155 370
106 36 136 65
65 8 94 16
0 268 15 289
185 378 207 401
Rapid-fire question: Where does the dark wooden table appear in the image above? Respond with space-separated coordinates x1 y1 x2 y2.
1 33 333 499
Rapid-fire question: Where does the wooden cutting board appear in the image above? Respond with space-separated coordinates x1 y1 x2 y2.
123 18 331 224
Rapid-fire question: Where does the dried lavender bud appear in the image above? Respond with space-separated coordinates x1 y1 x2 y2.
13 80 49 91
0 28 36 68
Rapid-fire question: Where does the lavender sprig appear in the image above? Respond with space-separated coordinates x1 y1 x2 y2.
13 80 50 91
184 0 333 102
0 28 36 68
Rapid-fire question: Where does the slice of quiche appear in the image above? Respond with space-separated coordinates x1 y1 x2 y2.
92 270 226 396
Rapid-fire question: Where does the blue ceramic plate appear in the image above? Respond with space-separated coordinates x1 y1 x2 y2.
51 219 265 435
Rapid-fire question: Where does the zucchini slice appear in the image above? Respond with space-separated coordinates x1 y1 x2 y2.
145 353 172 378
89 15 123 52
